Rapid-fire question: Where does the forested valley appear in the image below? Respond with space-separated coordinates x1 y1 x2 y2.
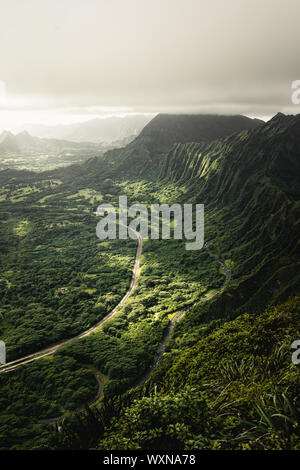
0 113 299 450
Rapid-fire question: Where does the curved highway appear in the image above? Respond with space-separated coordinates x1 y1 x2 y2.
0 235 230 425
0 233 142 373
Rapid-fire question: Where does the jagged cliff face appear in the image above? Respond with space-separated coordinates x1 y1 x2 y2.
0 113 299 313
103 113 263 177
97 112 300 313
0 113 299 450
160 113 300 202
138 113 263 150
157 113 300 314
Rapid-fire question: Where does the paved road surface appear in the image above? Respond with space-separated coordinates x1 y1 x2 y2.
0 233 142 374
0 236 230 425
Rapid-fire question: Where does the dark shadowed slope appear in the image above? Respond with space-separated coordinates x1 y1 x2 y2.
103 113 264 177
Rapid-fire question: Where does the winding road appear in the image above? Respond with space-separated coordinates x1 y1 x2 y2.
0 232 143 374
135 239 230 386
0 235 230 423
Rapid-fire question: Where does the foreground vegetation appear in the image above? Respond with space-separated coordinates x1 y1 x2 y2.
50 297 300 451
0 356 98 450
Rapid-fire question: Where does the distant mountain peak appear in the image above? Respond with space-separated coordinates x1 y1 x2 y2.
0 130 20 151
268 112 287 123
135 113 264 156
0 130 15 140
268 112 300 125
103 113 264 177
23 114 154 143
264 113 300 136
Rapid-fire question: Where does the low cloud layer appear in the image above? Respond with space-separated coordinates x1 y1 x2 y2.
0 0 300 125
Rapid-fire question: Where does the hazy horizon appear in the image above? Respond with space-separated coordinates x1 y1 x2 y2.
0 112 274 138
1 0 300 132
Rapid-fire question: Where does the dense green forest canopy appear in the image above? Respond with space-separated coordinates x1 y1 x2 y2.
0 113 299 450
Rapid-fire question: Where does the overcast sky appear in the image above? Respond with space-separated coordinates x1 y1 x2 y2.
0 0 300 129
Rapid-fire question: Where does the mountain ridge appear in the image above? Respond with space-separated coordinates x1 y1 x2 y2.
159 112 300 200
103 113 264 177
0 111 299 451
